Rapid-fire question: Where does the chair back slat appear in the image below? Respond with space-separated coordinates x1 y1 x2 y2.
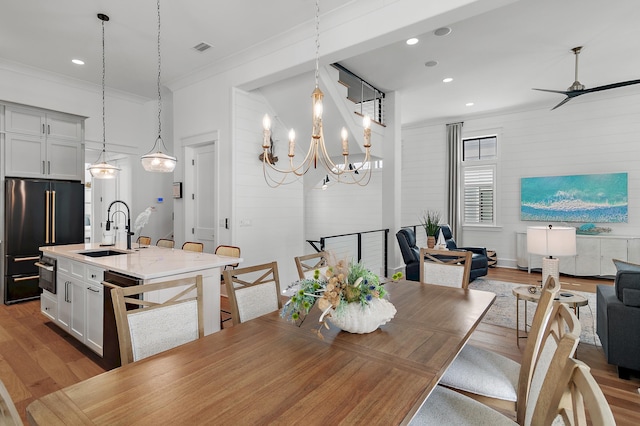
182 241 204 252
156 238 175 248
294 252 328 280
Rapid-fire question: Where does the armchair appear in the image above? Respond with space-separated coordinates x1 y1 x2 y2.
396 228 420 281
438 224 488 281
597 268 640 379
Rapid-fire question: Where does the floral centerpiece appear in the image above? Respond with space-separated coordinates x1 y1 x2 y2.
281 258 398 338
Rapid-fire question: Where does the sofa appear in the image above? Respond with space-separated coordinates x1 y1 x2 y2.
396 228 420 281
596 268 640 379
438 224 488 281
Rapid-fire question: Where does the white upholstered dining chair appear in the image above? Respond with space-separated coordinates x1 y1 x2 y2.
410 302 584 425
419 248 472 288
294 251 328 280
223 261 282 325
0 378 23 425
440 276 560 423
109 275 204 365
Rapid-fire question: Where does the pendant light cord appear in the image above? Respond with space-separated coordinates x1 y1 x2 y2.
157 0 162 140
101 17 107 155
314 0 320 87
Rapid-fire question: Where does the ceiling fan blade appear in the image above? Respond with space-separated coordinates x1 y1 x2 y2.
533 88 570 95
550 97 573 110
581 79 640 94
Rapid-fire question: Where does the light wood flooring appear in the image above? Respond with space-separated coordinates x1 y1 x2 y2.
1 267 639 425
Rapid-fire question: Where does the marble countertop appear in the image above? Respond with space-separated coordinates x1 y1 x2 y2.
40 243 242 280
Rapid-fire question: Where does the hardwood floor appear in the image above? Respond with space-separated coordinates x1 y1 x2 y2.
1 268 638 425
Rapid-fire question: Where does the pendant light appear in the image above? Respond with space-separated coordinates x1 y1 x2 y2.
141 0 177 172
88 13 121 179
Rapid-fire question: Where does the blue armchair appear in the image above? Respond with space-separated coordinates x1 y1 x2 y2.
438 224 488 281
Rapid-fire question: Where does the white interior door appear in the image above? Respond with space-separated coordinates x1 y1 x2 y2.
192 143 216 251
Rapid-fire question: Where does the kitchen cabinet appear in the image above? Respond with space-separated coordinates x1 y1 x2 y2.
47 258 104 356
3 103 85 180
516 232 640 277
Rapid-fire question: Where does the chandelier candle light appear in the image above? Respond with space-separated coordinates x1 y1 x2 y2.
141 0 177 173
87 13 121 179
527 225 577 286
261 0 373 187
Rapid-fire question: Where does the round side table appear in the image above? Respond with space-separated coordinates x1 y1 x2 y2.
512 285 587 347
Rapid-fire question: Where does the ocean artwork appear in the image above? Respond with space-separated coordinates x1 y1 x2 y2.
521 172 628 223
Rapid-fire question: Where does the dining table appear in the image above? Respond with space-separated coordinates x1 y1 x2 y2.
26 279 495 425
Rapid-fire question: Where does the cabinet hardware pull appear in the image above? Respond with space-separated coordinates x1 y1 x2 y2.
15 275 39 281
17 256 41 262
87 287 99 293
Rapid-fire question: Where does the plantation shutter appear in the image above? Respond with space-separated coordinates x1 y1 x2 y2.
463 165 495 224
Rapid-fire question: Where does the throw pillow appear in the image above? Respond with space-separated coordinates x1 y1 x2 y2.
612 258 640 273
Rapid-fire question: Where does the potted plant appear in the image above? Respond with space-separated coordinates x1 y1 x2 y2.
420 210 441 248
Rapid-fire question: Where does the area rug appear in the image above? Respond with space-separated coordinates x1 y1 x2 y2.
468 278 600 346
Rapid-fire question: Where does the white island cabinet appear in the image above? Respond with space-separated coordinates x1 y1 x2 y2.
40 243 242 358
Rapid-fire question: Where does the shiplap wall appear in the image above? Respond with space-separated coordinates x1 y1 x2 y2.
401 88 640 269
232 88 304 285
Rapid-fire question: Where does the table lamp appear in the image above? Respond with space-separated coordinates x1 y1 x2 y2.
527 225 576 286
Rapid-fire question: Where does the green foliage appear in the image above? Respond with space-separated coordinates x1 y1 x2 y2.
420 210 441 236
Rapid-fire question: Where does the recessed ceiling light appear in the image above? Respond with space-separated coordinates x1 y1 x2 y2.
72 59 85 65
434 27 452 37
424 60 438 67
466 102 474 107
406 38 419 46
442 77 453 83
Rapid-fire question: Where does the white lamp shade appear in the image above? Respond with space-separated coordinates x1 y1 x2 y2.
527 226 577 257
141 152 177 173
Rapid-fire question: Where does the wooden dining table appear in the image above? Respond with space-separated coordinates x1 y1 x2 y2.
26 280 495 425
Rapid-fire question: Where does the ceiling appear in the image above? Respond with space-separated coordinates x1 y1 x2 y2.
1 0 639 126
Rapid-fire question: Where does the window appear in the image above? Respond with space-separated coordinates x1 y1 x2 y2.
462 136 497 225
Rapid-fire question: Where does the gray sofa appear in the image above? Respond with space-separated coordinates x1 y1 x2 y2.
596 270 640 379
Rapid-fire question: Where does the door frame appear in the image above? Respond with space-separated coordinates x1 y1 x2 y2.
183 131 218 252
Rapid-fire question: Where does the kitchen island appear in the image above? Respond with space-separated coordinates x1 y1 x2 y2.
39 243 242 367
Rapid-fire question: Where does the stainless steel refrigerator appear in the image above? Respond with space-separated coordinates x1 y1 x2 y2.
4 177 84 304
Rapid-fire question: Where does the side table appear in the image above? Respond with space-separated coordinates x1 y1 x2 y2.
512 285 588 347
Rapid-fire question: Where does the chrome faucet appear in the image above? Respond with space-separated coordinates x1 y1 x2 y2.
105 200 133 250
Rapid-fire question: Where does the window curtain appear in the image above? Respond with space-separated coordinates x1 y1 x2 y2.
446 122 463 242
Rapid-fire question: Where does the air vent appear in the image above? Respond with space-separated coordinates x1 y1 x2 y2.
192 42 213 53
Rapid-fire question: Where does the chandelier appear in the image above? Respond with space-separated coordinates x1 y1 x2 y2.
261 0 372 188
141 0 177 173
87 13 121 179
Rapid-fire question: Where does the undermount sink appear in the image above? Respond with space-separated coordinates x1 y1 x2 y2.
78 250 128 258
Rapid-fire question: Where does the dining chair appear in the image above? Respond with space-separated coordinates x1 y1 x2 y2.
531 358 616 425
0 378 23 426
409 303 582 426
215 245 241 327
294 251 328 279
136 236 151 246
223 261 283 325
440 276 560 422
419 248 472 288
182 241 204 252
110 275 204 365
156 238 175 248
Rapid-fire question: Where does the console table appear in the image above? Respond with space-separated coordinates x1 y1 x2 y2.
516 232 640 277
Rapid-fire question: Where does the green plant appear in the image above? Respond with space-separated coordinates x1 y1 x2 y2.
420 210 441 236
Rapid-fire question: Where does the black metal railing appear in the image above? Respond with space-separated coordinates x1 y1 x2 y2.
307 228 389 277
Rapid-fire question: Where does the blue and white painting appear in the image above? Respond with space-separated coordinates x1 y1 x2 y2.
521 172 628 223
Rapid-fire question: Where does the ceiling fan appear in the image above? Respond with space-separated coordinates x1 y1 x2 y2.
534 46 640 110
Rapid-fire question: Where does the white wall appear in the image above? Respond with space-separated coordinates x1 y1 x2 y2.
401 87 640 269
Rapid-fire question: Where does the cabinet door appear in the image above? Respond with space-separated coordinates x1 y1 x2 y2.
46 113 83 142
600 238 628 277
5 133 47 178
47 138 83 180
41 290 57 321
5 106 45 136
85 283 104 355
56 273 73 330
574 237 600 276
69 279 86 342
